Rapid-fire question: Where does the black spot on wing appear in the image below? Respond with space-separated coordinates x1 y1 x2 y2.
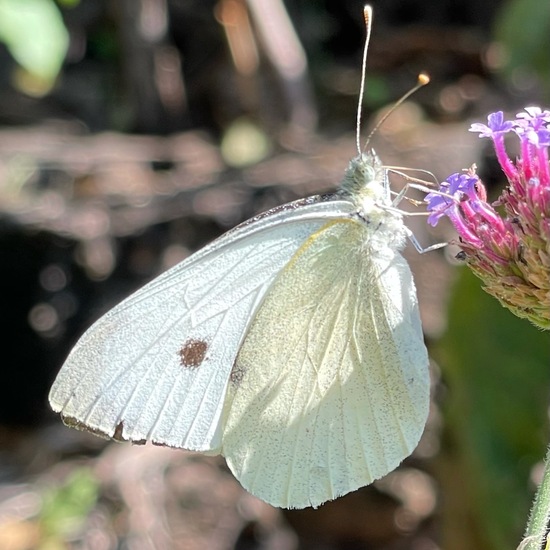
113 421 125 441
179 338 208 368
230 361 246 386
112 421 146 445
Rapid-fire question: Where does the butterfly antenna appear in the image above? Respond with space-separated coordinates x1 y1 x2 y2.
363 72 430 150
356 5 373 156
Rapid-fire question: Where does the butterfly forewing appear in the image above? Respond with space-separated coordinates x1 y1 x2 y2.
220 218 429 508
49 198 358 451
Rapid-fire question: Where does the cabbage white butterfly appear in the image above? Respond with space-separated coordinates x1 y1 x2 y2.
49 5 430 509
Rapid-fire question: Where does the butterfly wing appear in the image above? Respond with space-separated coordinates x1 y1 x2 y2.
220 218 429 508
49 197 357 452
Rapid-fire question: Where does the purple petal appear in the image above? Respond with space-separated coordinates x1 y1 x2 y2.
469 122 493 137
470 111 514 138
516 106 550 123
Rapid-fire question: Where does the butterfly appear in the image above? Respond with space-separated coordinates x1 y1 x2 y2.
49 5 430 509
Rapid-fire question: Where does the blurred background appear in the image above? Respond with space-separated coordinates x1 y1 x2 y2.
1 0 550 549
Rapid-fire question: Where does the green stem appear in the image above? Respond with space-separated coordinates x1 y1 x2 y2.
521 445 550 550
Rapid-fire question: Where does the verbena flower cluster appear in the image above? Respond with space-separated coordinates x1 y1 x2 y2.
426 107 550 329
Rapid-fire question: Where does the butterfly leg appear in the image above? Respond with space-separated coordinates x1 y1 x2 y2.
404 226 447 254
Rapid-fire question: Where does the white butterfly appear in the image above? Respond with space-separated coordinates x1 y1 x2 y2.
49 6 431 509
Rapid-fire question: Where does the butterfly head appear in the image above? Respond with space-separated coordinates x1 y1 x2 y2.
340 151 390 207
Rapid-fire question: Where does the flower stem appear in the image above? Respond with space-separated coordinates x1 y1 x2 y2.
521 445 550 549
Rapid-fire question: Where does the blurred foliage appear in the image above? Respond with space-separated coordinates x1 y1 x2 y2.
39 468 99 545
220 117 272 167
494 0 550 100
363 74 392 109
0 0 69 94
436 267 550 550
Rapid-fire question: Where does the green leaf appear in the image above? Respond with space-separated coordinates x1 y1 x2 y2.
0 0 69 82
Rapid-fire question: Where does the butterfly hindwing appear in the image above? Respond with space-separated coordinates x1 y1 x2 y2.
220 218 429 508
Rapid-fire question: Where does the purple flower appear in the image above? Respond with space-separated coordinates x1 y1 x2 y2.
515 106 550 125
469 111 514 138
427 107 550 329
